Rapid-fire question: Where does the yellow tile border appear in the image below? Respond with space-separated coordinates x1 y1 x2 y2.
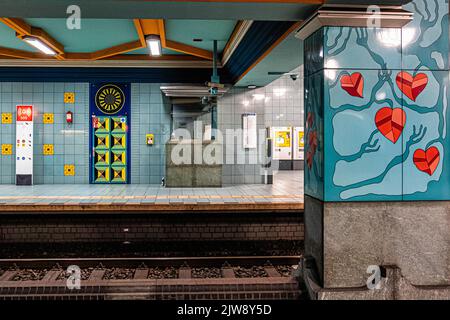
43 113 54 124
43 144 54 155
64 92 75 104
64 164 75 176
1 113 12 124
1 144 12 155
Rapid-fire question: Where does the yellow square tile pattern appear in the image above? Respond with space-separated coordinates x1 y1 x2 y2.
43 113 54 124
64 165 75 176
1 144 12 155
2 113 12 124
64 92 75 104
43 144 54 155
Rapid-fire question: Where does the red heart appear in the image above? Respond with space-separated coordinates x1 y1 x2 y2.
308 130 318 153
396 72 428 101
306 150 314 169
413 147 440 176
340 72 364 98
306 112 314 129
375 107 406 143
306 130 317 169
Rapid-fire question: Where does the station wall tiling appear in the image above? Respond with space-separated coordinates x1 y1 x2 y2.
130 83 171 185
218 67 304 186
0 82 171 185
304 0 450 201
0 82 90 185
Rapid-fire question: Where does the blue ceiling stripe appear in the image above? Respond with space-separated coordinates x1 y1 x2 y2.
223 21 296 84
0 67 232 83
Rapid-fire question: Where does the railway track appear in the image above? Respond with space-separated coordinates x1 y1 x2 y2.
0 256 302 300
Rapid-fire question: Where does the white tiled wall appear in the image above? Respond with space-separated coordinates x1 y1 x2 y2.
218 66 304 185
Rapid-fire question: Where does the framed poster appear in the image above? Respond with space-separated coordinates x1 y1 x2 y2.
271 126 292 160
294 127 304 160
242 113 257 149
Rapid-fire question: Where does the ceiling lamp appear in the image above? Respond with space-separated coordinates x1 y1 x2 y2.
146 35 162 57
23 36 56 55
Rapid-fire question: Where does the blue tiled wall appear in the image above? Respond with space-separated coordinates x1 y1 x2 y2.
0 82 89 184
130 83 171 184
0 82 172 185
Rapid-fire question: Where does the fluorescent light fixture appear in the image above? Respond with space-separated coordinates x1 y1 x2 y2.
146 35 162 56
23 36 56 55
252 94 265 101
273 88 286 97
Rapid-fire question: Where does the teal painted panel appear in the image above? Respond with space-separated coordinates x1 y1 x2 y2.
304 72 324 201
25 19 139 52
165 20 236 52
324 69 403 201
305 0 450 202
0 22 38 52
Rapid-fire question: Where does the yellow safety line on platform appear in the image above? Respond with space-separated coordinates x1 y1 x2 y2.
0 195 302 200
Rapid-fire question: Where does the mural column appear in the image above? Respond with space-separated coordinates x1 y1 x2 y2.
298 0 450 299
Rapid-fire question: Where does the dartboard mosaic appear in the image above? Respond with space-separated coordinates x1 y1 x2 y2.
95 84 125 115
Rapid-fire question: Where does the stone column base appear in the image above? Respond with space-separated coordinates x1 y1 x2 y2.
300 260 450 300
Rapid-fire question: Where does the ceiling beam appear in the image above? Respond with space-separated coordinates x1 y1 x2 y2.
0 18 65 59
0 18 31 34
138 19 213 60
158 20 167 47
105 54 207 61
0 46 51 59
64 40 145 60
92 40 147 60
165 40 213 60
222 20 253 66
0 57 217 68
133 19 147 47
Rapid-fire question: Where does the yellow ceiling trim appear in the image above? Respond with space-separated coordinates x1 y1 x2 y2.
0 18 65 59
133 19 147 47
165 39 213 60
92 40 145 60
138 19 213 60
158 20 167 47
0 46 51 60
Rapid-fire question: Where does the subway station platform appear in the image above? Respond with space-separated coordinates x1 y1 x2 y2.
0 171 303 213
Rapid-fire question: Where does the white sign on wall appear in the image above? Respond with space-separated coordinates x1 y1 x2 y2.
16 105 33 185
243 113 257 149
204 124 212 141
293 127 305 160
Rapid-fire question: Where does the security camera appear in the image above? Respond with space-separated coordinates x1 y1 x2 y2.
209 86 219 95
290 74 299 81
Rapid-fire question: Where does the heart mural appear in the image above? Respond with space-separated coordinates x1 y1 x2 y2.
375 107 406 143
340 72 364 98
396 72 428 102
306 150 314 169
413 147 440 176
306 130 318 169
306 112 314 130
